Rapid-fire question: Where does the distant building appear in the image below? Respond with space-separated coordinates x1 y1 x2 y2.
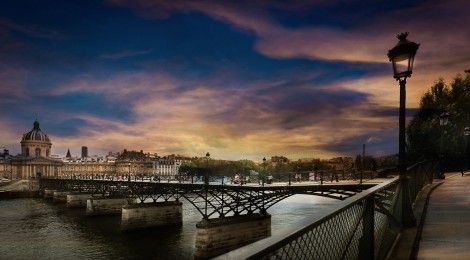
81 146 88 158
155 154 192 176
270 156 289 164
1 148 12 179
11 120 63 178
1 120 199 179
115 149 153 177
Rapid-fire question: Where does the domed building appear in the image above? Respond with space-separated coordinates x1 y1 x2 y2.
1 119 193 180
20 120 52 157
10 120 63 179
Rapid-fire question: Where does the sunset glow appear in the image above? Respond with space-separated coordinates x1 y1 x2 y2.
1 0 469 160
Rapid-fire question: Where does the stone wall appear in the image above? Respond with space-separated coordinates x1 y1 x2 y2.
66 194 92 208
195 213 271 259
86 197 132 216
121 201 183 231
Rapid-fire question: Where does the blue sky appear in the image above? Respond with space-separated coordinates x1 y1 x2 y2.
1 0 469 160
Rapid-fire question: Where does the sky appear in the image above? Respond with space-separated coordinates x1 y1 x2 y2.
1 0 470 161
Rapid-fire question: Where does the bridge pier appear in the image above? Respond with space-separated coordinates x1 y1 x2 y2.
53 191 72 203
195 213 271 259
121 201 183 231
86 197 134 216
43 189 57 199
66 194 92 208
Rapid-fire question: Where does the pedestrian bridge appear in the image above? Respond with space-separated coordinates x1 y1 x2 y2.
38 178 373 219
36 160 438 259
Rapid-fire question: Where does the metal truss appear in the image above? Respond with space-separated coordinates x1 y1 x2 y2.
39 179 374 219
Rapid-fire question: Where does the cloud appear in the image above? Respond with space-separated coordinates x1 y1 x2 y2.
4 0 469 161
35 66 397 159
0 18 67 40
106 0 470 75
101 49 153 60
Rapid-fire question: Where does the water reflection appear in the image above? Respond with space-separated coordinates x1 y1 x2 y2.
0 195 336 259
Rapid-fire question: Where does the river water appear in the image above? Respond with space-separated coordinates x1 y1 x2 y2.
0 195 336 259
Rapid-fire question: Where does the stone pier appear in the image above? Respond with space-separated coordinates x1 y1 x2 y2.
86 197 134 216
53 191 72 203
44 189 57 199
195 213 272 259
121 201 183 231
67 194 92 208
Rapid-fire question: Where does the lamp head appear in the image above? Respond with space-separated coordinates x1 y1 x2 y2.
464 127 470 136
387 32 420 79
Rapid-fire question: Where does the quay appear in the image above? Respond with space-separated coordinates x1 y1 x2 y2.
0 179 42 199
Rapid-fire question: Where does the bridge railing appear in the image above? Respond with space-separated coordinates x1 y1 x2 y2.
215 160 438 260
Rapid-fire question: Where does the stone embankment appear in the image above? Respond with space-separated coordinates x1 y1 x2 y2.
0 180 42 199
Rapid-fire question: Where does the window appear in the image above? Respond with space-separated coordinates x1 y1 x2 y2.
35 148 41 156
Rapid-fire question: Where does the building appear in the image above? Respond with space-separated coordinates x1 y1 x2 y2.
115 149 154 177
61 153 116 178
10 120 63 178
1 148 13 179
2 120 195 179
81 146 88 158
155 154 193 176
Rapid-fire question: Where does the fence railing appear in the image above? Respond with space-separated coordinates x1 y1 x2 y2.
215 160 438 260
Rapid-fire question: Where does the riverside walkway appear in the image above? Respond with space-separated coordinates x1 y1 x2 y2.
391 171 470 260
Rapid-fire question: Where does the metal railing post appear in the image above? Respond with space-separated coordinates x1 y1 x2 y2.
359 195 375 260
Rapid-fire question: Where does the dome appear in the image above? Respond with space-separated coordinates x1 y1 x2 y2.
22 120 51 143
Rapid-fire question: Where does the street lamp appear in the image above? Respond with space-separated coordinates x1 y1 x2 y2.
439 112 450 178
465 127 470 137
205 152 210 185
128 161 131 183
439 113 449 127
204 152 210 219
387 32 419 227
262 157 266 186
464 127 470 175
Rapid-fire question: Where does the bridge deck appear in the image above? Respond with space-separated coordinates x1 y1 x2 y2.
38 177 386 219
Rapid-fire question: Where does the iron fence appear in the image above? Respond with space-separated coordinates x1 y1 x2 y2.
216 160 437 260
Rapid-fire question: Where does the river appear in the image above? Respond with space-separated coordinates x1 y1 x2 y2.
0 195 336 259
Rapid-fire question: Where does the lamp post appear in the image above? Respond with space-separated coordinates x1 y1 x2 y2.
360 144 365 184
387 32 419 227
205 152 210 185
464 127 470 175
204 152 210 219
439 112 449 178
128 161 131 183
262 157 266 186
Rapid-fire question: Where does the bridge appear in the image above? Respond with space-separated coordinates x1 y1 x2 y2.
38 178 374 219
23 160 437 259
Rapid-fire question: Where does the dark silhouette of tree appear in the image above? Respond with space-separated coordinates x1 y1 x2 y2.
407 70 470 169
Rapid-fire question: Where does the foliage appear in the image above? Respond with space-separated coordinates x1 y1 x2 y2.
178 157 333 177
407 70 470 165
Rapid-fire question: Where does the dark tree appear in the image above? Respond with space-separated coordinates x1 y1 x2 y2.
407 70 470 169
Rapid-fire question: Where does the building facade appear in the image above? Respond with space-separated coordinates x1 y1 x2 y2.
10 120 63 179
2 120 193 179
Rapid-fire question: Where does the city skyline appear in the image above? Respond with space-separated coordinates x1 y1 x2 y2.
1 0 470 160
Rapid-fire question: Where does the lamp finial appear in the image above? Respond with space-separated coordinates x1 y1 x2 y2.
397 32 409 41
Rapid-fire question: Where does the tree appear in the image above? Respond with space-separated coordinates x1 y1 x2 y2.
407 70 470 168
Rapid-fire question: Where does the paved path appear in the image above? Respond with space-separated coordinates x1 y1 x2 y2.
416 172 470 259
